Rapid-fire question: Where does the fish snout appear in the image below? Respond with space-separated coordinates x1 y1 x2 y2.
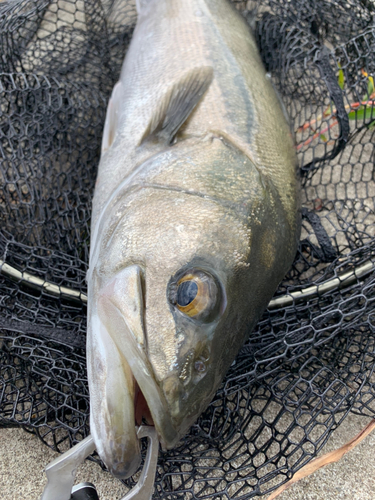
178 345 210 385
162 343 212 423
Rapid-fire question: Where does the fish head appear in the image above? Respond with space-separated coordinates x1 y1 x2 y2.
87 138 297 478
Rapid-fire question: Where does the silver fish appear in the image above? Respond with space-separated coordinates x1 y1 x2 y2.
87 0 300 479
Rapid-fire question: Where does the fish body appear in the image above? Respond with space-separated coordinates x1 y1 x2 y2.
87 0 300 479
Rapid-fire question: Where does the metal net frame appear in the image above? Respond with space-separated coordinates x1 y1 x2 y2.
1 0 375 497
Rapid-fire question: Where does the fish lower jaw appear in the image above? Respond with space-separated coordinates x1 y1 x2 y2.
91 413 141 479
92 363 160 479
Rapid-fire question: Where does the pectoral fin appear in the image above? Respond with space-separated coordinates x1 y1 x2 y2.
102 81 123 153
141 66 213 145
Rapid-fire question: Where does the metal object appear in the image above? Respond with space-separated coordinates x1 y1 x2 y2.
41 435 96 500
71 483 100 500
40 426 159 500
2 257 374 310
0 259 87 304
268 258 375 309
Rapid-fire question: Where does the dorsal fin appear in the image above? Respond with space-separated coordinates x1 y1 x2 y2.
140 66 213 145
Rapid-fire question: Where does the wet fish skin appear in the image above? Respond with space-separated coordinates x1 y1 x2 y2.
87 0 300 479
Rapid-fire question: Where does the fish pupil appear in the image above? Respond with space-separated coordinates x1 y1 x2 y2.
177 281 198 307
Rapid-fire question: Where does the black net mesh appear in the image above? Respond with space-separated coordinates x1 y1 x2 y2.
1 0 375 497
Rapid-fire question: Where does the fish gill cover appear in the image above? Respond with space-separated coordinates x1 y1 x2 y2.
0 0 375 497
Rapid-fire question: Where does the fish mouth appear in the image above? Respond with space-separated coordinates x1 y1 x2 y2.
134 380 154 427
87 265 179 479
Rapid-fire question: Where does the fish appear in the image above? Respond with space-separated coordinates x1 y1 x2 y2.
86 0 300 479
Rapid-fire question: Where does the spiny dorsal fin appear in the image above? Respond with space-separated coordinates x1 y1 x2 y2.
141 66 214 145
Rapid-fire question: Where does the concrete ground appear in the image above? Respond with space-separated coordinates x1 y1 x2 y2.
0 413 374 500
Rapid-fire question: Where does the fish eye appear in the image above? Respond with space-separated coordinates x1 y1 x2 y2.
169 269 221 321
177 280 198 308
